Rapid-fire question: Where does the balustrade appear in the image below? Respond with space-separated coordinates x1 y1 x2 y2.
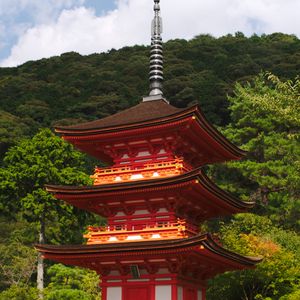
91 158 190 185
84 219 198 244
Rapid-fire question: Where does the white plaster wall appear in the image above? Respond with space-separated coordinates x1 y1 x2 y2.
157 268 169 274
178 286 183 300
198 289 202 300
157 207 168 213
133 210 149 215
107 287 121 300
137 151 151 157
155 285 172 300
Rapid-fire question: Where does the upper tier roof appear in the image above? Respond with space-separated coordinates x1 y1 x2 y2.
54 98 246 165
55 99 185 132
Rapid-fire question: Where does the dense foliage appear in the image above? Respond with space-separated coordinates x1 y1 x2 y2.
211 73 300 230
0 33 299 299
1 33 300 156
207 73 299 300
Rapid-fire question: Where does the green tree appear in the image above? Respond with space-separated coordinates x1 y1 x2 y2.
0 217 38 291
213 73 300 230
207 214 300 300
280 290 300 300
0 129 91 295
0 241 36 288
0 110 30 158
0 285 38 300
45 264 100 300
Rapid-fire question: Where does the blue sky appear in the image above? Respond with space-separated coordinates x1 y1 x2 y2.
0 0 299 67
84 0 116 14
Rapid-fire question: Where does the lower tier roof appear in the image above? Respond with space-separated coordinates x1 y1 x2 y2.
36 234 261 281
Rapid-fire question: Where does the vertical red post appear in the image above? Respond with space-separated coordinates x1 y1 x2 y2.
172 284 178 300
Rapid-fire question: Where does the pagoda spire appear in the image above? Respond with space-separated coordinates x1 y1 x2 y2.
149 0 163 96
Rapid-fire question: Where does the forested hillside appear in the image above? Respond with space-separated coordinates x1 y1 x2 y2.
0 33 299 299
1 32 299 155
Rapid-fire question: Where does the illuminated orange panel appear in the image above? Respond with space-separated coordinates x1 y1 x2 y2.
91 158 190 185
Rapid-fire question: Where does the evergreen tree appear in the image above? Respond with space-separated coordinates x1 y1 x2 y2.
212 73 300 231
0 129 91 297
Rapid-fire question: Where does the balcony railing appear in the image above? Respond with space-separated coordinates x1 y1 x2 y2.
91 158 189 185
84 219 198 244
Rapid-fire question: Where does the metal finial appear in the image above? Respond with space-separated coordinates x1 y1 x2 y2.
149 0 163 96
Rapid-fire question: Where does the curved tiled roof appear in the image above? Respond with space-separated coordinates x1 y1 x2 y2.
45 168 254 211
36 233 261 266
55 99 187 132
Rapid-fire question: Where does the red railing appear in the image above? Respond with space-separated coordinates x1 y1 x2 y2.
84 219 198 244
91 158 190 185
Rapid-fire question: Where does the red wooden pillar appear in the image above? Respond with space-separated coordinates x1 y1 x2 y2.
150 282 155 300
171 284 178 300
101 286 107 300
202 288 206 300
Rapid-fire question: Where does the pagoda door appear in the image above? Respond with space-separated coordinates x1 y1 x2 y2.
124 286 150 300
184 287 197 300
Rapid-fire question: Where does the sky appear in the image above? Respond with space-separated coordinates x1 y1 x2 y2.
0 0 299 67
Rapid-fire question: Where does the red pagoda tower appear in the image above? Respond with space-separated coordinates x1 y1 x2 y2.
36 1 261 299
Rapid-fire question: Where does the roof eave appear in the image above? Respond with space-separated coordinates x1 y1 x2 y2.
35 233 262 266
54 105 197 135
45 168 255 211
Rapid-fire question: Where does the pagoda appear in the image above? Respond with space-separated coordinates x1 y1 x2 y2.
36 1 261 299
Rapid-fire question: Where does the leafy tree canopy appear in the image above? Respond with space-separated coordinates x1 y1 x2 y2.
45 264 100 300
0 33 299 151
0 128 93 243
212 73 300 231
207 214 300 300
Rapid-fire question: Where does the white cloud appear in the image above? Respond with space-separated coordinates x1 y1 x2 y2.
0 23 7 50
1 0 300 67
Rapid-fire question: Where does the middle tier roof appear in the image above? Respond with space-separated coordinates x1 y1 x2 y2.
46 168 254 223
